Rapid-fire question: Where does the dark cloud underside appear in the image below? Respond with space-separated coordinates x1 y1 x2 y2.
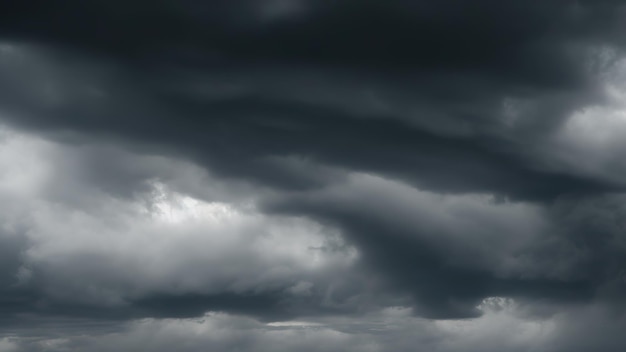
1 1 626 351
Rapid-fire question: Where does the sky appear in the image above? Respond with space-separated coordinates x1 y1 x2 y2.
1 1 626 351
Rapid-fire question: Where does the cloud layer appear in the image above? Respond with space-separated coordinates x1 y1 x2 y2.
1 1 626 351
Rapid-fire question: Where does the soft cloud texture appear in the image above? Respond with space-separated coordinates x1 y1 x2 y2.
1 1 626 351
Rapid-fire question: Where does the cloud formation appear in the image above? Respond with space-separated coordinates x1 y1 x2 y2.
1 1 626 351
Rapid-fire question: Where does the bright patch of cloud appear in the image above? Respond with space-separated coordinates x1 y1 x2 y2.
0 125 356 307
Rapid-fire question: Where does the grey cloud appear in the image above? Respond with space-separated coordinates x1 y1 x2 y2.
0 231 34 323
544 303 626 352
0 1 625 201
4 313 383 352
1 1 626 350
8 303 626 352
0 133 620 327
0 130 365 325
264 174 598 318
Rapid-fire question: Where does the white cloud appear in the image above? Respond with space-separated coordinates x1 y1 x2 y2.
0 125 356 307
0 337 18 352
531 52 626 185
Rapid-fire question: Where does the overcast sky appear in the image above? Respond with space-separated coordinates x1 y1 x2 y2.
1 1 626 351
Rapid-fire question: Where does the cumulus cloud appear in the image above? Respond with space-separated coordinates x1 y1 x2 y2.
0 127 362 324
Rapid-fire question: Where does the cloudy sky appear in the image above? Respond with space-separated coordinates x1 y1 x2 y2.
1 1 626 351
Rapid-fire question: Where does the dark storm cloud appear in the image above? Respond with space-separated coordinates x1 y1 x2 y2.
0 221 38 325
263 175 602 319
0 60 620 201
1 0 626 334
0 1 623 69
0 0 625 200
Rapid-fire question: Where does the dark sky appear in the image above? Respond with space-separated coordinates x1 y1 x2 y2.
1 1 626 351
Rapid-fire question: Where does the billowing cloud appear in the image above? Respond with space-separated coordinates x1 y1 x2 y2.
0 128 362 324
1 1 626 351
